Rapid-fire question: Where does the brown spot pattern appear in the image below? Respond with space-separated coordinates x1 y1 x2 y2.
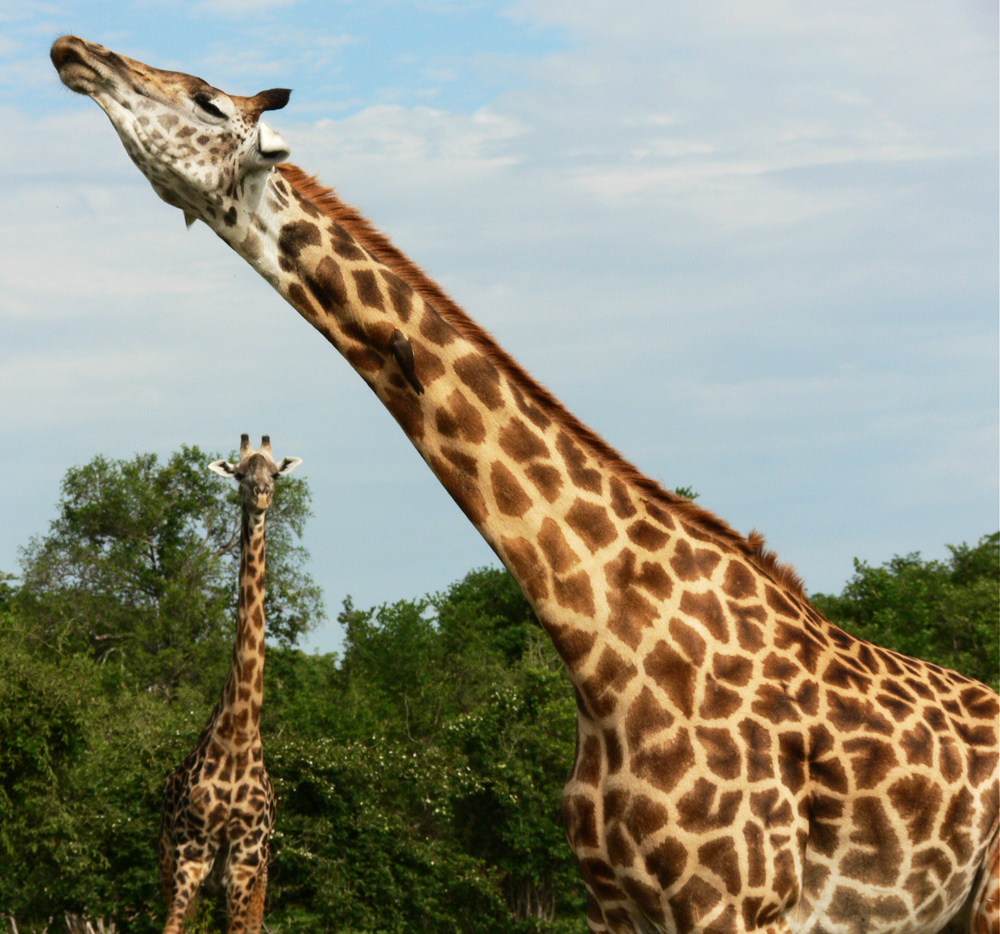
352 268 383 309
499 535 547 601
713 653 753 686
633 727 696 794
491 462 532 517
627 518 670 552
669 617 707 666
436 389 486 443
679 590 729 643
625 686 675 751
677 779 743 833
609 476 637 519
699 836 742 896
670 539 722 581
304 255 348 314
524 463 563 502
697 725 743 780
453 353 503 409
566 498 618 553
841 797 903 887
278 219 321 259
642 835 686 891
418 304 456 345
510 382 551 430
553 570 595 617
537 517 580 574
498 417 549 462
583 647 638 719
644 640 697 719
557 432 602 493
887 775 943 845
431 452 487 526
722 559 757 599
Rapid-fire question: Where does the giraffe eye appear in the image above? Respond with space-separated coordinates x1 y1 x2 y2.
193 93 226 120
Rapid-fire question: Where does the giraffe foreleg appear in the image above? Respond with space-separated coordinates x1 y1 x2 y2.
583 888 614 933
223 843 269 934
243 862 268 934
159 829 175 907
161 852 214 934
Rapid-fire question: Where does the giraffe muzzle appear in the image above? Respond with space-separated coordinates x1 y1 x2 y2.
51 36 103 95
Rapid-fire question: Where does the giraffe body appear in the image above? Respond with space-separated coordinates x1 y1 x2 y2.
159 435 301 934
52 37 999 934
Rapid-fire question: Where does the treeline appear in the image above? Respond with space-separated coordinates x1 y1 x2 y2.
0 448 996 933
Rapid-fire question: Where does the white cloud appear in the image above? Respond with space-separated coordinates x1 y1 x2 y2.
193 0 297 12
297 103 526 169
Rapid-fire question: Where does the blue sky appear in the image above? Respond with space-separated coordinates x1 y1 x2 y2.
2 0 997 655
6 2 571 117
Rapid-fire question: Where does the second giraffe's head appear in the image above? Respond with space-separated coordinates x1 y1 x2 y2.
209 435 302 516
51 35 291 228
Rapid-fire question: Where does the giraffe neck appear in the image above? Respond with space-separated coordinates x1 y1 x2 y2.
215 163 798 702
213 509 267 749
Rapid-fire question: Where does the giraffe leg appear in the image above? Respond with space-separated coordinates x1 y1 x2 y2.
159 829 176 907
161 854 213 934
223 849 267 934
243 862 268 934
584 890 611 933
971 827 1000 934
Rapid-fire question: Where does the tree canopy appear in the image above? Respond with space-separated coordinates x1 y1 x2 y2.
12 446 322 694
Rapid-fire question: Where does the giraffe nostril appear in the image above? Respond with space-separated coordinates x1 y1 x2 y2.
51 38 83 71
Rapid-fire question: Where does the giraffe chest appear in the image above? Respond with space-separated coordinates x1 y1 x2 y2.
561 705 809 934
164 743 275 845
559 652 999 934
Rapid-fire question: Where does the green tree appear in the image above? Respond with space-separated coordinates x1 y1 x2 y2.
293 569 585 931
0 607 202 927
336 594 445 741
811 532 999 691
268 734 511 934
0 616 89 904
13 446 323 693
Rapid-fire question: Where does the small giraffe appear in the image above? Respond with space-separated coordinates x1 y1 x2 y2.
159 435 302 934
53 38 998 934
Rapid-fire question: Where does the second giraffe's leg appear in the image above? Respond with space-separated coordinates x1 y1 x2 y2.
161 856 213 934
244 863 268 934
224 852 267 934
584 890 612 934
971 827 1000 934
159 830 175 906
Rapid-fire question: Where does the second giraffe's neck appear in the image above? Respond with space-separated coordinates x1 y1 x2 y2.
215 510 267 749
216 163 796 691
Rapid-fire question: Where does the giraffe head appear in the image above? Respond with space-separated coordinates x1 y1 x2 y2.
51 35 291 227
209 435 302 517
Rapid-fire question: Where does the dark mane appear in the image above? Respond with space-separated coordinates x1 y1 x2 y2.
276 162 807 600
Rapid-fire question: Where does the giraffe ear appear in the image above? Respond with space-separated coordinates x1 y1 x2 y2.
253 88 291 115
208 460 238 477
275 456 303 476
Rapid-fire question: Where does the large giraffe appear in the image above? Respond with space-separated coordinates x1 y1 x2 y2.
52 37 998 934
159 435 302 934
